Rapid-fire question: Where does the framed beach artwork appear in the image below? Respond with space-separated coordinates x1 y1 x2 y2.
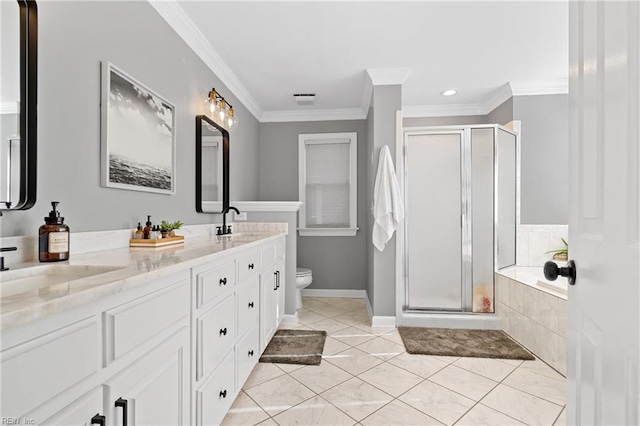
101 62 176 194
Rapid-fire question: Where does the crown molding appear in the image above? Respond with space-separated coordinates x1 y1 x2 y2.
366 68 411 86
403 103 486 118
483 82 513 113
0 102 18 115
361 76 373 116
148 0 263 121
510 78 569 96
261 108 366 123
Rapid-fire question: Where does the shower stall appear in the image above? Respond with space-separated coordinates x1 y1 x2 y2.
399 124 516 327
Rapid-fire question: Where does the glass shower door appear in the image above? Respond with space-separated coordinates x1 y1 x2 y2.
405 131 464 311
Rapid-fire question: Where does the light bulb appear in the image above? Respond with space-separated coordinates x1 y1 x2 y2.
228 114 239 131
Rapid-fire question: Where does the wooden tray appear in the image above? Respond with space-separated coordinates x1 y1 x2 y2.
130 235 184 248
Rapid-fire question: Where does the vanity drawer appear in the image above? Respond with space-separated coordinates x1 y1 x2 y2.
197 294 236 381
237 248 258 284
1 317 98 417
236 324 259 386
236 281 259 337
105 279 189 365
196 260 236 308
197 349 236 426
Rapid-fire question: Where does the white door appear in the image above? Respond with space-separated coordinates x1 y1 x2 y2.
568 1 639 424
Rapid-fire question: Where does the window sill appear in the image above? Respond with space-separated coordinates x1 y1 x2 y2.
298 228 359 237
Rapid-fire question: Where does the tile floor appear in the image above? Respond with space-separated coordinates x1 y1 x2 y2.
222 296 567 426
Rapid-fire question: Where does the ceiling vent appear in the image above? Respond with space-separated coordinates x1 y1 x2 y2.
293 93 316 106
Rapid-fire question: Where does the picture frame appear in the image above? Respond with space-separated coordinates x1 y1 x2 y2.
100 62 176 194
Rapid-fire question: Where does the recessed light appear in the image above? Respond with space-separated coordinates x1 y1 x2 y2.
441 89 457 96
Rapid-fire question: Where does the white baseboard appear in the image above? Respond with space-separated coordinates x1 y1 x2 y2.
301 289 367 298
371 316 397 327
282 313 299 324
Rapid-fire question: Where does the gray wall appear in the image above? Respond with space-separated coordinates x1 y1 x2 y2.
259 120 368 292
403 115 488 127
514 94 569 224
0 1 260 237
487 98 514 125
367 85 402 317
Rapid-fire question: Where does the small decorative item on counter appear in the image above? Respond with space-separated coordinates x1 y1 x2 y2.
133 222 144 239
143 215 153 239
546 237 568 261
160 220 183 237
39 201 70 262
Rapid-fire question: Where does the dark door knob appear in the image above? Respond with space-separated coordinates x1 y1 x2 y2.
544 260 576 285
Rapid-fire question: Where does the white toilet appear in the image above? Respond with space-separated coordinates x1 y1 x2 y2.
295 267 313 310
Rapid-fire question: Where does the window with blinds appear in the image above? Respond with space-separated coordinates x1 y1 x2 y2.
299 133 358 236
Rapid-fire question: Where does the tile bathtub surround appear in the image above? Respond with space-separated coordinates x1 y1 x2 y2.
224 296 568 426
517 225 568 267
495 272 568 377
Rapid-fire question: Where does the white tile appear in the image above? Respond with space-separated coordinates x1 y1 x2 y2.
554 406 567 425
428 365 498 401
325 347 384 376
557 299 568 338
352 324 396 336
379 329 404 345
520 317 541 355
453 357 517 382
276 363 306 373
360 400 442 426
518 359 566 381
321 377 393 422
289 361 353 393
497 274 510 305
398 380 475 425
297 309 327 325
333 311 371 327
308 317 352 334
272 395 357 426
256 419 278 425
557 337 567 377
516 227 529 258
331 327 377 346
528 229 550 261
306 303 351 318
503 364 567 406
523 285 540 320
243 363 286 389
501 305 514 336
511 311 527 344
358 362 422 397
323 337 352 356
355 337 405 360
509 279 524 314
220 391 270 426
481 384 563 426
456 403 527 426
537 326 560 369
244 374 315 416
538 293 559 333
388 353 449 379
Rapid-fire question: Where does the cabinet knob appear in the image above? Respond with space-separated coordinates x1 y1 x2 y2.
219 277 227 286
248 349 254 357
219 390 227 398
91 414 106 426
115 398 128 426
248 301 254 308
248 263 255 270
219 327 227 336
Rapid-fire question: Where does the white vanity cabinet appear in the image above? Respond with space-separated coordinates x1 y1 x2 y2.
259 238 286 352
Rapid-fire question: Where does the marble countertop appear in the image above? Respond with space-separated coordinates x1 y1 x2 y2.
0 230 285 330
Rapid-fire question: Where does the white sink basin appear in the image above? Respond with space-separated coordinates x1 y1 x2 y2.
0 264 124 298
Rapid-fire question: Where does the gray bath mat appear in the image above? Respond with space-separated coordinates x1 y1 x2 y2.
260 329 327 365
398 327 535 360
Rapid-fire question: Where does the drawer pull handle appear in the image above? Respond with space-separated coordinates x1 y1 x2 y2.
220 327 227 336
220 390 227 398
248 263 255 270
274 272 278 290
219 277 227 286
275 270 280 289
248 350 254 357
115 397 128 426
248 301 254 308
91 414 106 426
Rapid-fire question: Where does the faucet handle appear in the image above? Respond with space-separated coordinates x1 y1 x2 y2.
216 226 223 236
226 225 232 234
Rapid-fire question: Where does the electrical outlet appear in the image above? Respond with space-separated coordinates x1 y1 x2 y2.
235 212 248 221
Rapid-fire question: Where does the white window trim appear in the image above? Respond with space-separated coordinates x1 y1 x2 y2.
298 132 358 237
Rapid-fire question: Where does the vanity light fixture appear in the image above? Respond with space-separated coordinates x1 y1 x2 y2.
441 89 457 96
205 88 239 131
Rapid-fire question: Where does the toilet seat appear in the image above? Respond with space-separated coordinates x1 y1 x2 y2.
296 267 312 277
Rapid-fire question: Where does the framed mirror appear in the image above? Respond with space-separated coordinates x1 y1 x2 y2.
0 0 37 211
196 115 228 213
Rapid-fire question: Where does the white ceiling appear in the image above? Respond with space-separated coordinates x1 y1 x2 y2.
161 1 568 121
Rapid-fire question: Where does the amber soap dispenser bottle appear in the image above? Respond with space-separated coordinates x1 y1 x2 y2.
39 201 70 262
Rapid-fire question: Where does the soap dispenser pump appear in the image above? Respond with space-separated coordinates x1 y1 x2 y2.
39 201 70 262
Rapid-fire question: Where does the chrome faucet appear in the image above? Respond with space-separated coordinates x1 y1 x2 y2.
0 247 17 271
220 206 240 235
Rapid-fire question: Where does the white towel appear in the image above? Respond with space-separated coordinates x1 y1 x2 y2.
372 146 404 251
